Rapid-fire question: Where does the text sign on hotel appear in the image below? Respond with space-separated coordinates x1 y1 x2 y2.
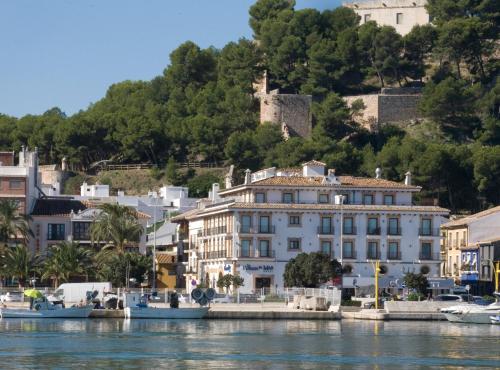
242 264 274 272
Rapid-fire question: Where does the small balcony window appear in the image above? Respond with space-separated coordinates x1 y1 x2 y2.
363 194 373 205
240 215 252 233
388 241 400 260
343 241 355 259
343 217 355 235
259 240 270 257
318 194 329 204
288 238 301 250
320 240 332 257
289 215 301 226
48 224 65 241
255 192 266 203
384 194 394 205
240 239 251 257
282 192 294 204
367 217 380 235
367 241 379 259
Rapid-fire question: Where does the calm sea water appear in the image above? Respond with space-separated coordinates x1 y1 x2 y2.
0 319 498 369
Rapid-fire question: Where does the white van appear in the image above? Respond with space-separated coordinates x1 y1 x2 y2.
49 282 112 304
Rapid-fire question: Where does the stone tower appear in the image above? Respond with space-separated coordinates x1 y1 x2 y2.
254 72 312 139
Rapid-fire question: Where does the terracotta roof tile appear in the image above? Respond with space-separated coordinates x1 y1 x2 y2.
250 175 418 189
302 160 326 166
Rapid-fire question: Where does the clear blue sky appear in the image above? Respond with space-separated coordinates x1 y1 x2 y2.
0 0 341 118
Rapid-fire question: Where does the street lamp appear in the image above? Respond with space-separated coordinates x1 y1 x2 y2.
148 194 163 292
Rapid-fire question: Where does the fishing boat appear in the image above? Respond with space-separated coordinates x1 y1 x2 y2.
0 297 93 319
441 293 500 324
123 292 209 319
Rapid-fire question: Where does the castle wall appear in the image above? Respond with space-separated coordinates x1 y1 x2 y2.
344 0 429 35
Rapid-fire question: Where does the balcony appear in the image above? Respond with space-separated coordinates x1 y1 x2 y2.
239 226 253 234
386 227 401 236
237 249 275 258
366 250 381 260
47 234 65 241
317 226 334 235
197 250 230 260
342 226 356 235
386 251 402 260
201 226 228 237
367 227 381 235
257 225 275 234
418 252 441 261
419 228 440 237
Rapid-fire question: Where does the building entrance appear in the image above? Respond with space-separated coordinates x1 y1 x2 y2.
255 277 272 289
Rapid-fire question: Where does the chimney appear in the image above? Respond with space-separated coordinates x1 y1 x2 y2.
244 169 252 185
405 171 412 186
375 167 382 179
211 183 220 202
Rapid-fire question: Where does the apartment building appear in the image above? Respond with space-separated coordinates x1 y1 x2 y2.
441 207 500 294
0 147 41 215
343 0 430 35
29 197 150 255
175 161 449 294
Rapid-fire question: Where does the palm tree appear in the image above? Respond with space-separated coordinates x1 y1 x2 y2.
0 200 32 246
42 242 94 288
2 245 41 288
90 204 143 254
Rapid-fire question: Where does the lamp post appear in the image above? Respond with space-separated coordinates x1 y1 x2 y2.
149 194 162 292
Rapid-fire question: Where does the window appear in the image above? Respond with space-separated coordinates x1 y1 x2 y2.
367 241 379 259
383 194 394 205
388 218 400 235
240 239 251 257
364 14 371 22
396 12 403 24
319 217 333 234
48 224 65 240
288 238 301 250
388 241 400 259
73 222 91 241
282 192 294 204
420 218 432 236
343 217 354 235
363 194 373 205
259 215 271 233
240 215 252 233
343 241 355 259
367 217 379 234
420 242 432 260
289 215 301 226
9 180 22 189
320 240 332 257
259 240 270 257
255 192 266 203
318 193 329 204
338 194 349 204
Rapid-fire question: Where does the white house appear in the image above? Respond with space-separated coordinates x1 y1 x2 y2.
174 161 449 294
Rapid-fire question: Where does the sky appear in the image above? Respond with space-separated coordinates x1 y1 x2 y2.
0 0 341 118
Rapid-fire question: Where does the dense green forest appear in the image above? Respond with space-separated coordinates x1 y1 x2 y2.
0 0 498 212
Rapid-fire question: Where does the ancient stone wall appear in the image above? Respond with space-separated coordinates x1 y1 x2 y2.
260 92 312 138
344 87 422 131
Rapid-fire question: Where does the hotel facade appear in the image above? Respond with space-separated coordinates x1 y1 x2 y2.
175 161 449 294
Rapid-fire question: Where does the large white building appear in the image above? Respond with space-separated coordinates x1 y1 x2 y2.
174 161 449 294
343 0 430 35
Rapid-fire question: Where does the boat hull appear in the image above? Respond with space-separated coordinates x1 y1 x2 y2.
124 306 209 319
443 311 500 324
0 305 94 319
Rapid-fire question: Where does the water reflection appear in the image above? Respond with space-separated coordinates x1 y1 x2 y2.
0 319 498 369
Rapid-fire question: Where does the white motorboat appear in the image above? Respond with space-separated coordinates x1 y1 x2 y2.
0 297 93 319
123 292 208 319
441 294 500 324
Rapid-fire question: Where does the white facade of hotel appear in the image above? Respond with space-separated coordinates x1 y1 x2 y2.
180 162 449 294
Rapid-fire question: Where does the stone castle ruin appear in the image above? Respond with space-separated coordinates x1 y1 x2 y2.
254 72 312 139
344 87 423 131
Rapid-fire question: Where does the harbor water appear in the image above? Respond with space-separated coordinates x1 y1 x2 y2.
0 319 499 369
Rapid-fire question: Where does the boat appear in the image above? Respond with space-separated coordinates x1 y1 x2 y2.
441 293 500 324
123 292 209 319
0 297 93 319
490 315 500 324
